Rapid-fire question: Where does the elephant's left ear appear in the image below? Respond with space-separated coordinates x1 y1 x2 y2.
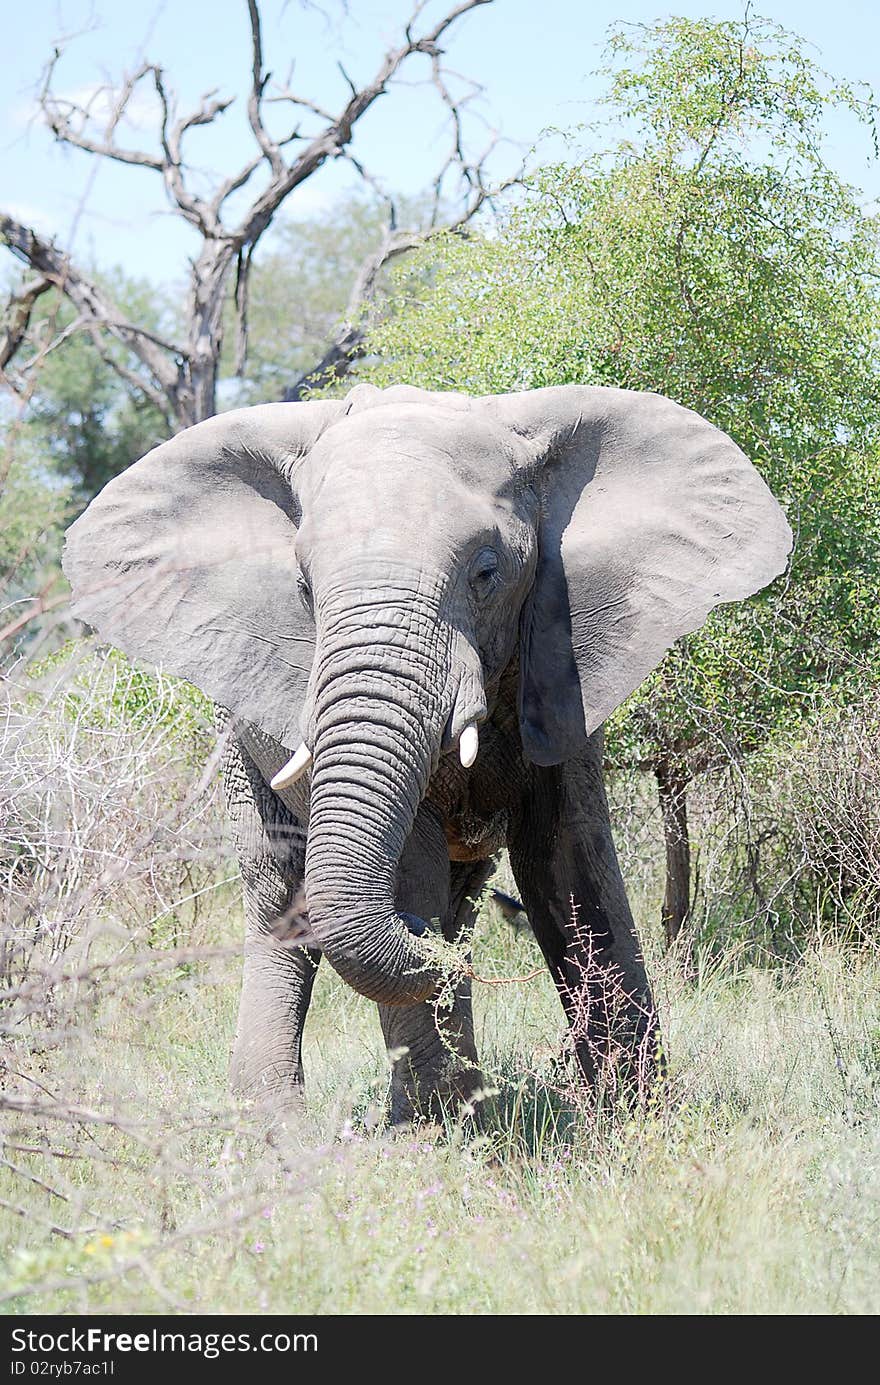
62 401 343 750
483 385 792 766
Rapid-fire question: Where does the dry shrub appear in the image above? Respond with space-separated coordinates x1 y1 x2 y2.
688 699 880 954
1 642 224 994
0 641 298 1309
773 701 880 943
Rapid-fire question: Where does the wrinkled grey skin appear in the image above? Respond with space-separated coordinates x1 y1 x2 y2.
63 382 791 1121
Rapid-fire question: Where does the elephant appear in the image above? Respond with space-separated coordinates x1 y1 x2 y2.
62 382 791 1122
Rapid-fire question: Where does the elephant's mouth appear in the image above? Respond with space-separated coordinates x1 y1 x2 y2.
443 807 508 862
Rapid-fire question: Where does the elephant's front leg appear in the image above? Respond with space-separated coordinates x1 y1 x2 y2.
222 726 320 1112
378 808 489 1124
232 869 320 1109
509 730 661 1100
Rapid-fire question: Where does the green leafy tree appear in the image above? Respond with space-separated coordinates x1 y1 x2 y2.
0 435 70 584
16 270 171 503
363 13 880 944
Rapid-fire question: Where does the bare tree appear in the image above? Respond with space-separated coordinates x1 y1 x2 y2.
0 0 512 429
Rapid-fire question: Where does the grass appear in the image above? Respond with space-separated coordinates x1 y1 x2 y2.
2 888 879 1316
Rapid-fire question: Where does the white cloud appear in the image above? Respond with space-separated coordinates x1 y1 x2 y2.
4 201 57 236
12 79 162 136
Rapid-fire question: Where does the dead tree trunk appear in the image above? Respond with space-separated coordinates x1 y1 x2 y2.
655 758 691 949
180 241 237 426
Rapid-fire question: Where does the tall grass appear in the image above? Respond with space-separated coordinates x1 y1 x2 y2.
3 925 878 1314
1 646 879 1314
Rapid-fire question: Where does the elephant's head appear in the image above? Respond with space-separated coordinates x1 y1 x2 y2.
63 382 791 1005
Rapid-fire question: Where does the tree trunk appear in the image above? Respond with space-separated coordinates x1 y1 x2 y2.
181 247 231 426
655 759 691 949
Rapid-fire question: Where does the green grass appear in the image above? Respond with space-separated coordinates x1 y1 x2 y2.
2 896 879 1315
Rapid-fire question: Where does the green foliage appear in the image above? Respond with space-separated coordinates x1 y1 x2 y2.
0 434 71 585
365 13 880 779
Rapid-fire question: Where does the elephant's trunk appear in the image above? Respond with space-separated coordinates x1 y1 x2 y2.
303 575 457 1006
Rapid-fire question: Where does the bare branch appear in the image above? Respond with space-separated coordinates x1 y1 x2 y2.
0 212 184 415
265 87 336 124
211 129 311 218
0 275 52 375
343 152 396 215
6 0 505 423
245 0 286 178
337 60 359 101
18 314 88 376
427 52 487 223
83 323 176 425
39 44 229 238
39 53 165 172
233 245 255 377
0 576 68 646
211 153 265 213
231 0 495 249
152 70 228 235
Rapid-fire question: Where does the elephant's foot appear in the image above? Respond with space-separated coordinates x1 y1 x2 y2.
378 963 483 1129
229 934 319 1129
230 1067 314 1171
388 1056 487 1129
565 1000 665 1110
231 1052 308 1118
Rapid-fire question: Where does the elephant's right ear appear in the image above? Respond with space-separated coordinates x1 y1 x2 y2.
62 401 343 749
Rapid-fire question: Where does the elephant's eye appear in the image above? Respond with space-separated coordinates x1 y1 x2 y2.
297 572 313 615
470 548 500 598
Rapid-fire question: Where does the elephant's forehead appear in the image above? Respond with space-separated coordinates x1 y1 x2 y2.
307 404 524 491
304 453 504 546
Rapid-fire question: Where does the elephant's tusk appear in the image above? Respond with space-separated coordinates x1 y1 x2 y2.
271 743 312 790
459 722 479 768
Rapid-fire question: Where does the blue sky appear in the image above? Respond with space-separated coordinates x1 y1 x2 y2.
2 0 878 287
